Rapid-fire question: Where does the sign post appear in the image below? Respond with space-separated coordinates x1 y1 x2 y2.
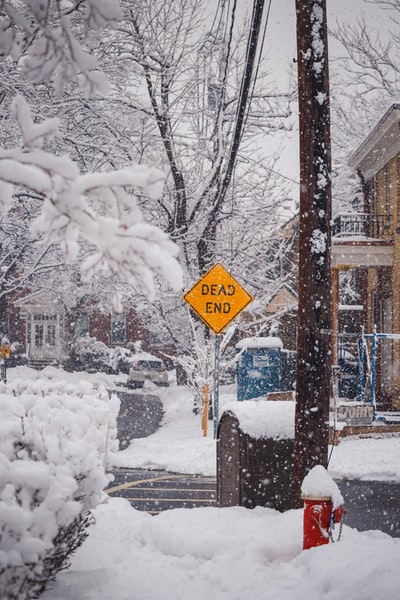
213 334 221 439
183 263 253 437
1 337 11 383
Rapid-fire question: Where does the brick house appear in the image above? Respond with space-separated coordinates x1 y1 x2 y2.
9 289 170 369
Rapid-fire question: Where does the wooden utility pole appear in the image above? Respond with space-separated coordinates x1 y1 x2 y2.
293 0 332 507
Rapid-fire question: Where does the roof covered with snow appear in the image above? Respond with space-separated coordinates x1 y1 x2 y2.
348 103 400 180
235 336 283 350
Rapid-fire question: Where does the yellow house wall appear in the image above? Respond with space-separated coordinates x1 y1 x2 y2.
364 156 400 402
393 157 400 332
366 269 377 333
371 156 400 397
391 156 400 392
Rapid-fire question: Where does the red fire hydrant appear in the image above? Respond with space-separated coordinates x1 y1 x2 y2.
301 466 346 550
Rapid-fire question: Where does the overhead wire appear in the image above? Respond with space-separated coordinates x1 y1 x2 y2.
214 0 237 139
189 0 237 220
240 0 273 145
196 0 231 152
224 0 265 181
214 0 272 213
223 0 273 211
197 0 279 216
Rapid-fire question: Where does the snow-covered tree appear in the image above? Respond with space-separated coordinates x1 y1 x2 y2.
0 5 185 595
1 0 298 394
0 0 183 303
330 0 400 210
104 0 294 272
96 0 296 374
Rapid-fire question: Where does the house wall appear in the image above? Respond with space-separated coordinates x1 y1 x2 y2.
8 309 26 353
126 311 148 346
364 153 400 408
391 156 400 400
271 313 297 352
89 312 110 345
87 309 149 348
85 308 175 366
265 287 298 352
6 297 175 368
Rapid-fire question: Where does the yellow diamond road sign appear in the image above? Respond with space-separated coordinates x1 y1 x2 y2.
183 263 253 334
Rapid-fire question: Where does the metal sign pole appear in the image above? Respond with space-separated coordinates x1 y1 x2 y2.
213 334 221 439
183 263 253 440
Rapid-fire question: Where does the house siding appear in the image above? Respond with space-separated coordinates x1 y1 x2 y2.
363 152 400 408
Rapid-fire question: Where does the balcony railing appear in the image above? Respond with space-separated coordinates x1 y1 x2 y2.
332 213 388 238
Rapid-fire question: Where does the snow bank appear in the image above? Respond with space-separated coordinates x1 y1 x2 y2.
0 378 119 600
43 497 400 600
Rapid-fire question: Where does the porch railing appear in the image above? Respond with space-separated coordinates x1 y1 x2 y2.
332 213 388 238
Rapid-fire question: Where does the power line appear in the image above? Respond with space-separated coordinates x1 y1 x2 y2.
215 0 270 214
240 0 273 144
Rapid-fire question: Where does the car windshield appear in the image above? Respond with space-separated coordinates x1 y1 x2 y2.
137 360 163 369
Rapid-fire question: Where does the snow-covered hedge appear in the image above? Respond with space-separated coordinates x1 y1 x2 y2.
73 336 115 373
0 379 119 600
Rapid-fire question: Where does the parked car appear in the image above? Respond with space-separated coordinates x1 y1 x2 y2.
127 353 169 388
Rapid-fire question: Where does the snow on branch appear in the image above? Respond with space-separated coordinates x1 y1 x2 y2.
1 0 122 95
1 95 183 299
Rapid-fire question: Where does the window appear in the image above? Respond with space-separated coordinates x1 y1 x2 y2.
34 314 57 321
138 360 163 370
111 313 126 345
208 82 222 111
35 324 44 347
149 329 169 346
46 324 56 347
365 179 373 235
31 314 59 349
76 313 90 337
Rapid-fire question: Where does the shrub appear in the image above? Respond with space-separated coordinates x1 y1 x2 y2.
0 378 119 599
73 337 114 373
109 346 137 374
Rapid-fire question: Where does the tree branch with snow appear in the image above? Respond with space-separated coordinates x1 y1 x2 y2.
0 0 122 95
1 95 182 299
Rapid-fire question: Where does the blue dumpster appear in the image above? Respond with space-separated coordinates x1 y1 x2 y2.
236 337 283 401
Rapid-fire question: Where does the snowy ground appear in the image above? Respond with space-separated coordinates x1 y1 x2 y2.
112 379 400 483
9 367 400 600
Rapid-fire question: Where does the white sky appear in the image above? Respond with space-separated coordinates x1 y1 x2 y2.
250 0 395 193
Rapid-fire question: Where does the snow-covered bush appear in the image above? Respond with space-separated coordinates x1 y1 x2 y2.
73 336 114 374
0 378 119 600
109 345 136 374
